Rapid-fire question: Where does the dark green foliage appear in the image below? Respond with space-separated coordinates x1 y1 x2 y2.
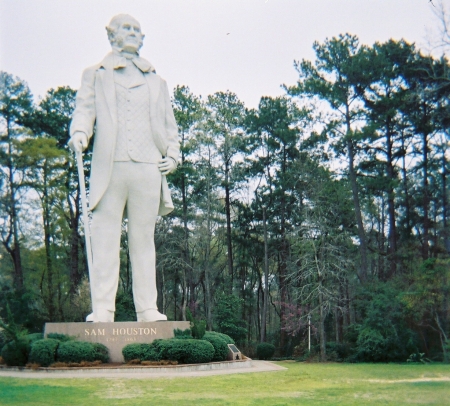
150 339 173 360
92 343 109 363
123 339 215 364
1 337 31 366
56 341 108 363
0 332 43 366
163 339 214 364
325 342 351 362
26 333 44 343
256 343 275 360
115 291 136 322
215 294 247 342
354 283 418 362
46 333 73 342
28 339 59 367
122 343 161 362
173 329 192 339
186 308 206 339
206 331 235 345
203 332 229 361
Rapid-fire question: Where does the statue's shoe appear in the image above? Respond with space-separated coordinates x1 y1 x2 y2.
137 309 168 322
85 310 114 322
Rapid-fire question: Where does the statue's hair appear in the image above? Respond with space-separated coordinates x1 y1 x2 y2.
105 14 144 50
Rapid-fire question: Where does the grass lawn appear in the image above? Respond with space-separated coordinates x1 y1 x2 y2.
0 362 449 405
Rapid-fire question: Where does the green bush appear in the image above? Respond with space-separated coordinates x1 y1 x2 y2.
353 282 418 362
124 339 215 364
0 332 44 366
1 337 31 366
186 309 206 339
256 343 275 360
173 329 192 339
92 343 109 363
206 331 235 345
122 343 160 362
326 342 351 362
27 333 44 343
203 332 229 361
56 341 108 363
163 339 214 364
28 339 59 367
46 333 73 342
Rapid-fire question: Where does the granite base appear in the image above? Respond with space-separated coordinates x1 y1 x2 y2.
44 321 190 362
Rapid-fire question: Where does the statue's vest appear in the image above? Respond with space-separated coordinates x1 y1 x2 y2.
114 71 161 163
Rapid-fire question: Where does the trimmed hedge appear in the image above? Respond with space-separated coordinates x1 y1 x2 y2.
29 339 60 367
122 343 161 362
122 339 215 364
56 341 109 363
92 343 109 363
203 332 229 361
46 333 73 342
163 339 214 364
207 331 235 345
256 342 275 360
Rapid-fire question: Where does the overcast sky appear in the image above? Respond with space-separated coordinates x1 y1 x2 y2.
0 0 445 108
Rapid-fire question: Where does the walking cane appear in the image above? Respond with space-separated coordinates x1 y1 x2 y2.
75 150 94 315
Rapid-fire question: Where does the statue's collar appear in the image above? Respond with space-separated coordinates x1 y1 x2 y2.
99 52 156 73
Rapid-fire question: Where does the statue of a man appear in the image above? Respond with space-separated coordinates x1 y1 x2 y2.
68 14 179 322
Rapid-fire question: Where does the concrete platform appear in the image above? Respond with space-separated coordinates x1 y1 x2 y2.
44 320 190 362
0 360 286 379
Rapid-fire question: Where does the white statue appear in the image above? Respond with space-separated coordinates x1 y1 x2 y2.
68 14 179 322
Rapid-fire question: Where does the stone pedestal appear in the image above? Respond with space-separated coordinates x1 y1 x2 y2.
44 321 190 363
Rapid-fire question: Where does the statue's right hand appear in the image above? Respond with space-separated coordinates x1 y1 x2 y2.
68 132 88 152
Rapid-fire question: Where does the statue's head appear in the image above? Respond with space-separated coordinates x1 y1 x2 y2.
106 14 144 53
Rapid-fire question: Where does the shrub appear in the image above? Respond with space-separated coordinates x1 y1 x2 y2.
206 331 235 345
353 282 418 362
203 332 229 361
0 332 46 367
163 339 214 364
46 333 73 342
28 339 60 367
325 342 351 362
173 329 192 339
56 341 107 363
256 343 275 360
92 343 109 363
27 333 44 343
122 343 160 362
1 337 31 366
186 309 206 339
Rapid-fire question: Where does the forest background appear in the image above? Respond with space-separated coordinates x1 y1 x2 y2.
1 1 450 363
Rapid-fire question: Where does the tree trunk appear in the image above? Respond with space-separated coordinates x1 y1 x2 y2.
386 125 397 278
225 159 234 293
347 138 368 283
261 205 269 342
6 124 23 290
318 283 327 362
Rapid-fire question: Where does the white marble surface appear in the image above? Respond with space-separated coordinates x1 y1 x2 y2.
68 15 180 322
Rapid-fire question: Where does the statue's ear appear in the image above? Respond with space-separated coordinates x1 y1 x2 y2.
106 26 115 42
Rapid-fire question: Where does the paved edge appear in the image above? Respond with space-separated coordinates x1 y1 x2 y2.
0 361 286 379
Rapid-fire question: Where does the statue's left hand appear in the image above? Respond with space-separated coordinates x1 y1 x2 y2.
158 157 177 175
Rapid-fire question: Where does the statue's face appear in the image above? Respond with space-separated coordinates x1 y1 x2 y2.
113 16 143 53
